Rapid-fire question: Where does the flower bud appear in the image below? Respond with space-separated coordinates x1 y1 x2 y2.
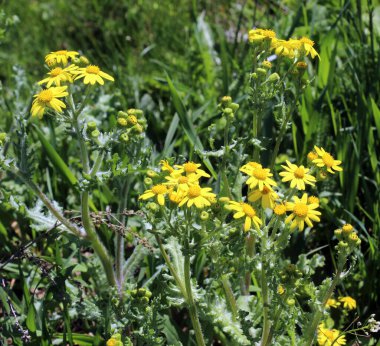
342 224 353 235
87 121 97 131
223 107 233 115
141 296 149 304
286 298 295 306
144 177 153 186
145 289 152 299
268 73 280 82
221 96 232 107
118 111 128 118
91 130 100 138
79 56 90 66
334 228 343 239
117 118 128 127
137 288 146 297
296 61 307 70
146 169 157 178
230 103 239 112
119 133 129 143
200 211 209 221
262 60 272 69
127 108 137 115
307 151 318 161
338 241 348 249
135 109 143 116
250 72 258 79
257 67 267 76
132 124 144 134
127 115 138 126
0 132 7 146
147 202 159 212
219 197 230 203
348 232 359 243
277 284 285 295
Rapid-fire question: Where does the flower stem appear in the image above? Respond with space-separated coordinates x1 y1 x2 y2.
244 233 255 295
221 275 238 321
260 227 271 346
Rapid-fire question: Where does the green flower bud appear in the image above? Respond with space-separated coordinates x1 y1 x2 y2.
130 289 137 297
87 121 97 131
268 73 280 82
112 333 122 341
200 211 209 221
91 129 100 138
221 96 232 107
117 118 128 127
118 111 128 118
135 109 143 116
286 298 295 306
132 124 144 134
144 177 153 186
119 133 129 143
223 107 233 115
79 56 90 66
147 202 159 212
230 103 239 112
338 241 348 249
127 108 137 115
141 296 149 304
127 115 138 126
146 169 157 178
257 67 267 76
145 289 152 299
250 72 258 79
262 60 272 69
137 288 146 297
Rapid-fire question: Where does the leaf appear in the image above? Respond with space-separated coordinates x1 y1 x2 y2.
26 305 37 332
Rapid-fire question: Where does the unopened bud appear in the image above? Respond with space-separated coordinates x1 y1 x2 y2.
135 109 143 117
117 118 128 127
91 129 100 138
334 229 343 238
127 115 138 126
87 121 97 131
200 211 209 221
79 56 90 66
127 108 137 115
132 124 144 134
296 61 307 70
257 67 267 76
250 72 258 79
286 298 295 306
230 103 239 112
262 60 272 69
268 73 280 82
119 133 129 143
146 169 157 178
221 96 232 107
118 111 128 118
147 202 159 212
144 177 153 186
338 241 348 249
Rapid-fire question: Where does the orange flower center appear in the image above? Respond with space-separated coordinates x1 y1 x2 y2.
322 153 334 167
50 67 63 76
151 184 167 195
188 185 201 198
86 65 100 74
242 203 256 217
252 168 268 180
178 176 188 184
56 50 67 55
37 89 53 103
261 186 271 195
294 167 305 179
274 204 286 215
183 162 198 173
293 203 308 217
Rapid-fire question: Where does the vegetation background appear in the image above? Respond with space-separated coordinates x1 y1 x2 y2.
0 0 379 345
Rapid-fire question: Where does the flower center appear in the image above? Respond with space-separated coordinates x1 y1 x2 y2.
261 186 271 195
56 50 67 55
293 203 308 217
37 89 53 103
274 204 286 215
86 65 100 74
322 153 334 167
242 203 256 217
323 329 336 341
152 184 167 195
178 176 188 184
342 224 353 232
252 168 268 180
50 67 63 76
294 167 305 178
184 162 198 173
188 185 201 198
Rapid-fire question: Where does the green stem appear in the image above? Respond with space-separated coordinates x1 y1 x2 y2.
90 151 104 177
244 233 255 295
260 227 271 346
302 258 345 346
221 117 232 198
221 275 238 321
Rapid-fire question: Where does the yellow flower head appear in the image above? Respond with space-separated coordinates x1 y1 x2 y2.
272 39 298 58
160 160 175 174
317 324 346 346
339 296 356 310
307 151 318 161
31 86 69 119
285 193 321 231
299 37 320 59
38 65 77 87
45 50 79 66
279 160 316 190
248 28 276 43
168 190 186 204
240 161 262 175
342 223 353 234
325 298 340 308
178 185 216 209
262 60 272 69
308 196 319 205
72 65 115 85
277 284 285 295
164 172 199 191
139 184 168 206
313 146 343 174
248 185 278 209
243 165 277 191
225 201 262 231
274 203 287 216
174 161 210 178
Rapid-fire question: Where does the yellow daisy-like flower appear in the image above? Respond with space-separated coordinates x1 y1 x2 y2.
274 203 287 216
225 201 262 231
271 39 298 58
248 28 276 43
45 50 79 66
279 160 316 190
277 284 285 295
160 160 175 174
174 162 210 178
312 146 343 174
139 184 168 206
299 37 320 59
168 190 186 204
243 166 277 191
72 65 115 85
317 324 346 346
339 296 356 310
307 151 318 161
31 86 69 119
285 193 321 231
240 161 262 175
178 185 216 208
325 298 340 308
164 172 200 191
38 65 77 87
248 185 278 209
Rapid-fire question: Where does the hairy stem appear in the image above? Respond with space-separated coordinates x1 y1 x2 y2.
221 275 238 321
260 227 271 346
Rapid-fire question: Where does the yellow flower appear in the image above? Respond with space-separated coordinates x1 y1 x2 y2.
274 203 287 216
277 285 285 295
325 298 340 308
279 161 316 190
243 166 277 191
160 160 175 173
285 193 321 231
317 324 346 346
312 146 343 174
339 296 356 310
299 37 320 59
248 185 278 209
31 86 69 119
174 162 210 178
106 340 118 346
178 185 216 208
38 65 77 87
248 28 276 43
240 161 262 175
72 65 114 85
308 196 319 205
342 224 353 234
45 50 79 66
164 172 199 191
168 190 186 204
225 201 262 231
139 184 168 206
272 39 298 58
307 151 318 161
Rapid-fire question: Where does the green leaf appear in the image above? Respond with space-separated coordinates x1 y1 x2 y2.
26 304 37 332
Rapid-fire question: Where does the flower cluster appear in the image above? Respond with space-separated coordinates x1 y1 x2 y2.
117 109 146 143
248 28 319 59
334 223 361 252
139 161 216 209
317 323 346 346
326 295 357 310
31 49 114 119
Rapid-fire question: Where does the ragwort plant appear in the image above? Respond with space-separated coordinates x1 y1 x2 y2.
0 29 378 345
